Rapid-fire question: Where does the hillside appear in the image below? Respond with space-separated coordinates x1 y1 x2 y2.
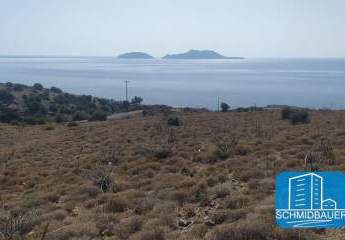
117 52 154 59
0 110 344 239
162 50 244 60
0 82 157 124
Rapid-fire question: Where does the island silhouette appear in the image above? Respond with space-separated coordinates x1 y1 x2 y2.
117 50 244 60
117 52 154 59
162 49 244 59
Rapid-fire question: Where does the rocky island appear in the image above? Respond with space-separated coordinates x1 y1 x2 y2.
162 49 244 59
117 52 154 59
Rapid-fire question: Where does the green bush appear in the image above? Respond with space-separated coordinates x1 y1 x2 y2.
289 110 310 125
131 96 143 105
13 84 25 91
221 102 230 112
72 111 90 121
0 82 144 124
55 114 67 123
281 107 310 125
33 83 43 91
23 116 50 125
281 107 294 120
0 89 14 104
0 111 21 123
167 116 180 126
50 86 62 93
89 110 107 121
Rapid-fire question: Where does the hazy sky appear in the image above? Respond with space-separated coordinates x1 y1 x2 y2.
1 0 345 57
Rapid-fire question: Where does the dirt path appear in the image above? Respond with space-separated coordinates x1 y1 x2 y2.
107 110 143 120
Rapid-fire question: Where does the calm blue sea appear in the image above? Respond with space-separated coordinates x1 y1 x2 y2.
1 56 345 109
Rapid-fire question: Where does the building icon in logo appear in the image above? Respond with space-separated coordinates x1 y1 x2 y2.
288 173 337 210
276 171 345 228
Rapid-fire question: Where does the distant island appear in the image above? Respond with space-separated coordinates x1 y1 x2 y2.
117 52 154 59
162 49 244 59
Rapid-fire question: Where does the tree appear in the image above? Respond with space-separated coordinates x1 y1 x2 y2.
131 96 143 105
0 90 14 105
50 86 62 94
220 102 230 112
33 83 44 91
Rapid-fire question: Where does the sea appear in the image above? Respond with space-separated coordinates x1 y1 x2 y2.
1 56 345 110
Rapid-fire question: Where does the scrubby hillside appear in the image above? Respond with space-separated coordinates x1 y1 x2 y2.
1 110 345 239
0 82 149 124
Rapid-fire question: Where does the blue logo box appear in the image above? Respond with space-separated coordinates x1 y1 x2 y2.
276 171 345 228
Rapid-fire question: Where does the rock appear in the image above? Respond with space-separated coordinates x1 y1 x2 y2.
178 218 193 228
71 206 79 217
204 217 216 226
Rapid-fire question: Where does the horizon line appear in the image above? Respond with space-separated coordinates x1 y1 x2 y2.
1 54 345 59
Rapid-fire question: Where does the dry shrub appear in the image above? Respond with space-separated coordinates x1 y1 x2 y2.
43 209 68 222
79 185 100 198
101 144 118 165
134 198 155 215
225 195 249 210
0 211 37 239
211 129 240 160
191 181 209 204
304 137 336 171
0 149 15 174
209 210 230 225
273 228 320 240
62 201 76 213
85 166 115 193
133 227 165 240
21 196 46 211
205 220 269 240
104 196 129 213
189 224 209 239
43 192 60 203
151 147 172 159
209 182 232 199
113 216 143 239
167 116 180 126
66 121 78 127
206 176 218 187
95 213 119 237
46 222 98 240
233 168 265 182
158 212 176 230
42 122 56 130
171 190 190 206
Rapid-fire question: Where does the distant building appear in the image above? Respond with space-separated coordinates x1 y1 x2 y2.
289 173 322 209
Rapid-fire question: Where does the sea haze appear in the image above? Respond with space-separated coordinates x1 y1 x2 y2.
0 57 345 109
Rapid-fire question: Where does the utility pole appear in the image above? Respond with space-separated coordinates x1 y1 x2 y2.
125 80 129 102
217 96 220 112
124 80 130 112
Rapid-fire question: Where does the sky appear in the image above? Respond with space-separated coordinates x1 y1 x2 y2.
1 0 345 58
